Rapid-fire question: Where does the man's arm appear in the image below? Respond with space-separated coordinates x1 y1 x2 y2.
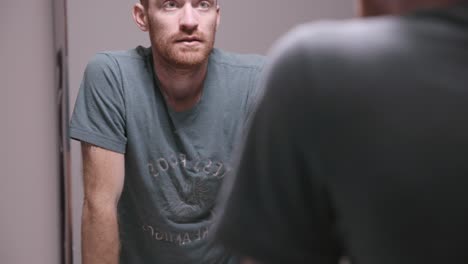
81 142 124 264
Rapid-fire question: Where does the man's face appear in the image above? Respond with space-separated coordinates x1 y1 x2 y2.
145 0 220 68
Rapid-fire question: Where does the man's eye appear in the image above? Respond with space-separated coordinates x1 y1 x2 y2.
198 1 211 10
163 1 178 10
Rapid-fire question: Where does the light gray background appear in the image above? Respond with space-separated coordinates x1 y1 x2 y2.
1 1 61 264
0 1 354 263
67 1 354 263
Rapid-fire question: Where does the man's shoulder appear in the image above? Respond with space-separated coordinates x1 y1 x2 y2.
83 46 152 82
87 46 149 68
259 17 411 113
209 48 266 72
269 16 407 65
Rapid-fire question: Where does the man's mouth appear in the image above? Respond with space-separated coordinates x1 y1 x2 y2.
176 37 202 44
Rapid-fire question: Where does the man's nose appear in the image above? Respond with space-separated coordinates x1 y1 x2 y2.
180 5 199 32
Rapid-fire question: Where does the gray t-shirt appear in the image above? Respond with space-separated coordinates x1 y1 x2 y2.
70 46 265 264
215 4 468 264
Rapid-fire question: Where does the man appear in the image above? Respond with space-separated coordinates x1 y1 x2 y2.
69 0 264 263
215 0 468 263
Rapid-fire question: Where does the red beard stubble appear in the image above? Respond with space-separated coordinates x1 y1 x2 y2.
148 17 217 68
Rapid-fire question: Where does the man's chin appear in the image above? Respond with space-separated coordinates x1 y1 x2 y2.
170 50 211 68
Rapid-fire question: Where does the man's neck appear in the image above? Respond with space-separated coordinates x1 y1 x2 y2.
360 0 464 17
152 53 209 112
397 0 464 13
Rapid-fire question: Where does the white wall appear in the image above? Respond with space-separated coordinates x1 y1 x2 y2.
0 1 61 264
217 0 355 54
67 1 354 263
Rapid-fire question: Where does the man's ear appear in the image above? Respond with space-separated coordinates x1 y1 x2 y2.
215 5 221 30
133 3 149 32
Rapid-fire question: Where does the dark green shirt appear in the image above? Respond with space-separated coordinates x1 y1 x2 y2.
216 3 468 264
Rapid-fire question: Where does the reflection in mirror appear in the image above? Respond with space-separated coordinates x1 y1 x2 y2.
66 1 353 263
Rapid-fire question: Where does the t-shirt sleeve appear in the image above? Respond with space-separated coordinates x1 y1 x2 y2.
69 53 127 153
214 28 342 264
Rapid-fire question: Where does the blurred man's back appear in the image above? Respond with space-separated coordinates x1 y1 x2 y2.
215 1 468 264
293 5 468 262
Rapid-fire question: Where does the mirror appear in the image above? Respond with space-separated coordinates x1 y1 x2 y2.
66 1 353 263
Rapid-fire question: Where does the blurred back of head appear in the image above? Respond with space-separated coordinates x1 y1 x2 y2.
358 0 467 16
